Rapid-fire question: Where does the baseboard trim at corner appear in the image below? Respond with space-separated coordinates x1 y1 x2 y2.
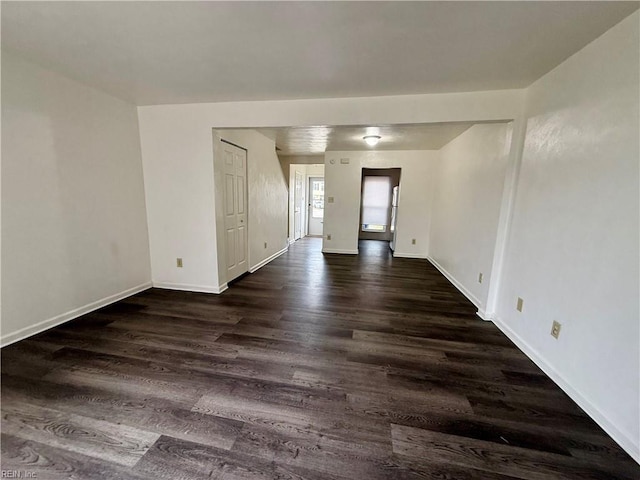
322 248 359 255
491 315 640 463
0 282 152 348
153 282 227 294
476 309 493 322
288 238 296 245
427 256 481 309
393 252 428 259
249 246 288 273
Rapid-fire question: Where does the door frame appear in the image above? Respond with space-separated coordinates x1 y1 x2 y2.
307 175 325 237
358 168 401 242
213 134 249 290
294 171 304 240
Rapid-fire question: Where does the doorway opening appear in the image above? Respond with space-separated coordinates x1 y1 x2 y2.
286 163 324 245
308 177 325 237
359 168 401 250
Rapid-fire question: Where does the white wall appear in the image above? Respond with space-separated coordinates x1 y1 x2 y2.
279 154 324 183
137 89 523 291
305 164 325 177
1 51 151 346
214 130 289 278
323 151 438 256
495 12 639 460
141 126 288 292
139 114 219 293
429 123 510 310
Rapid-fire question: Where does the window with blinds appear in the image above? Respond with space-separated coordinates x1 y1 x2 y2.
361 176 391 232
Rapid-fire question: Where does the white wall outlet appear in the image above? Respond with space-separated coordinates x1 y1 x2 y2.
551 320 562 339
176 258 183 268
340 158 350 164
411 238 416 245
327 234 332 240
516 297 524 312
264 242 267 249
327 196 334 203
478 272 483 283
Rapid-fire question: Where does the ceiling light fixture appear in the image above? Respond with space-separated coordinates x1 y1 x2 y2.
363 135 381 146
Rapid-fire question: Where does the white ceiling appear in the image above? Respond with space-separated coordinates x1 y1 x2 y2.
2 2 637 106
253 123 481 155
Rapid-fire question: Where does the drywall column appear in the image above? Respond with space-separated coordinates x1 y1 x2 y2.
480 116 527 320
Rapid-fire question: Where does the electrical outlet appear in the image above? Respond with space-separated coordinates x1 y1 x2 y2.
176 258 183 268
516 297 524 312
264 242 267 249
478 272 483 283
411 238 416 245
327 234 332 241
551 320 562 339
327 197 334 203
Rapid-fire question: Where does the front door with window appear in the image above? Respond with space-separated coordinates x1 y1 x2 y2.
308 177 324 236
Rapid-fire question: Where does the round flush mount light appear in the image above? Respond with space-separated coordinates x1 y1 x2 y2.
363 135 381 146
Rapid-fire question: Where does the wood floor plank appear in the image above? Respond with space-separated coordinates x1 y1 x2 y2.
193 387 391 445
2 374 243 451
1 402 159 467
230 424 412 480
133 435 342 480
52 322 237 357
1 433 151 480
1 238 637 479
391 423 638 480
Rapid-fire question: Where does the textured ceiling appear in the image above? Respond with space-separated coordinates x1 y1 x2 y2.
254 123 480 155
2 2 637 105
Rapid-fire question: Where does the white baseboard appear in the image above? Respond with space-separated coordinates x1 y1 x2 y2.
288 238 296 245
153 281 227 294
491 315 640 464
249 246 288 273
476 308 492 321
393 252 428 259
0 282 152 348
322 248 359 255
427 256 482 309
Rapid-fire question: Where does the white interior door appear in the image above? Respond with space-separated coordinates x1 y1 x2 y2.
308 177 324 236
222 141 248 282
294 171 303 240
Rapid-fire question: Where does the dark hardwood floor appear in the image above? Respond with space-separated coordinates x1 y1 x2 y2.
2 238 638 479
